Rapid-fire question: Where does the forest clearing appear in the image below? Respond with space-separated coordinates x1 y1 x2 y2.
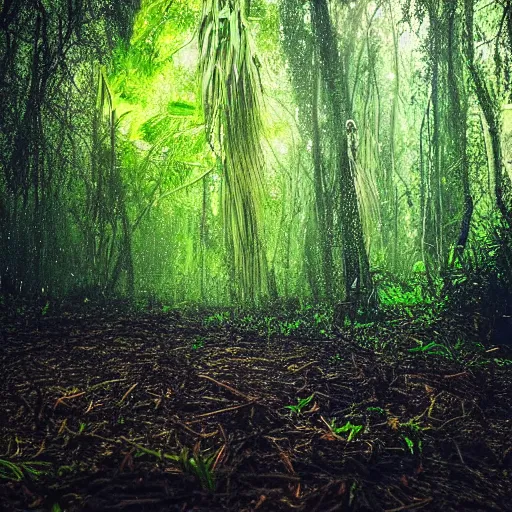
0 300 511 511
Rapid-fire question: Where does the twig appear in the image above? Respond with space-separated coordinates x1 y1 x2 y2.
288 361 318 373
54 391 85 410
197 374 256 401
443 372 469 379
453 440 465 465
190 401 256 422
119 383 138 404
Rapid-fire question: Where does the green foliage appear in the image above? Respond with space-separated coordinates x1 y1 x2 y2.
285 394 314 415
203 311 231 328
401 419 422 432
41 301 50 316
378 283 428 307
403 435 415 454
1 0 511 318
408 340 452 358
200 303 334 339
0 459 52 481
199 0 270 303
279 318 302 336
329 353 343 364
191 336 205 350
183 450 216 491
402 435 423 455
170 447 217 491
329 420 364 442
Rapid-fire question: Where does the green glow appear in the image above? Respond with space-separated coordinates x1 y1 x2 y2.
0 0 511 314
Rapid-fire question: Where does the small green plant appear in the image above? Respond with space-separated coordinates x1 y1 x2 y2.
263 316 276 339
329 420 363 441
408 340 452 358
0 458 52 481
401 419 421 432
240 315 256 330
349 481 359 506
41 301 50 316
402 435 422 455
191 336 205 350
279 319 301 336
378 282 430 307
162 305 172 313
204 311 230 328
313 311 331 335
403 436 414 454
285 393 314 415
354 321 375 329
329 353 343 364
78 422 87 434
170 447 217 491
494 358 512 367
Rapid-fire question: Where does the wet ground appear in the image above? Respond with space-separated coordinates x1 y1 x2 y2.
0 302 511 511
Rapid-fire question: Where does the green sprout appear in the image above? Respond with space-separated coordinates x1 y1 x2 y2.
204 312 230 328
403 435 415 454
191 336 205 350
285 393 315 415
181 448 217 492
408 340 452 358
402 435 422 455
329 420 363 441
329 353 343 364
280 319 301 336
264 316 276 340
401 419 421 432
166 447 218 492
41 301 50 316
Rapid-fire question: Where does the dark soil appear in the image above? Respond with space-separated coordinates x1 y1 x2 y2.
0 302 511 511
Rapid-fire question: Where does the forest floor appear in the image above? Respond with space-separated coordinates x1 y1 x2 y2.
0 300 511 512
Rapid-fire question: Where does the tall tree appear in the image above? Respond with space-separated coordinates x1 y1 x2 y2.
463 0 512 229
310 0 373 303
280 0 334 300
198 0 271 303
0 0 140 295
445 0 472 269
